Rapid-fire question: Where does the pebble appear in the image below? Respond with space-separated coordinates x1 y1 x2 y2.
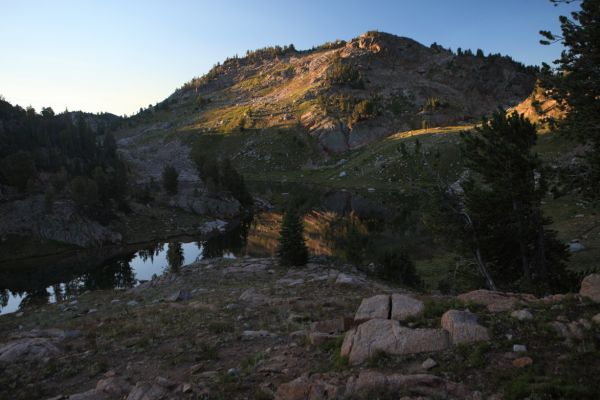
513 344 527 353
421 358 437 370
511 309 533 321
126 300 139 306
512 357 533 368
227 368 239 376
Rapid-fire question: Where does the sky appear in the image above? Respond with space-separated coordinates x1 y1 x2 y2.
0 0 580 116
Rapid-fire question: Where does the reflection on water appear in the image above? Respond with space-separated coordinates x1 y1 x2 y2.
0 220 253 315
0 187 428 316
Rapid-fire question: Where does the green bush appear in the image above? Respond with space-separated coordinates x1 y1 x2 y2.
375 250 422 288
350 99 378 125
70 176 99 209
326 56 364 89
0 151 36 192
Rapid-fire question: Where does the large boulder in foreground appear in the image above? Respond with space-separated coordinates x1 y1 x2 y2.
580 274 600 303
341 319 449 365
391 293 425 321
441 310 490 345
458 289 536 312
354 293 424 323
354 294 390 323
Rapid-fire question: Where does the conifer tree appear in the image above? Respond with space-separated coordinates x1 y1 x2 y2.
277 206 308 267
460 111 572 293
540 0 600 196
161 165 179 195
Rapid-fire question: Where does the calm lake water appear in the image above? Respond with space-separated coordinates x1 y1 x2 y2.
0 225 248 315
0 187 424 316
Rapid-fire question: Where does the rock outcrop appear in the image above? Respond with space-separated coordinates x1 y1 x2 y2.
0 196 121 247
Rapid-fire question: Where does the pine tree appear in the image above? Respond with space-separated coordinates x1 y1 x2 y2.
460 111 572 293
161 165 179 195
277 206 308 267
540 0 600 196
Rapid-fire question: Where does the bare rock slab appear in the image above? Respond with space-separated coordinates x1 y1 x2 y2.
391 293 424 321
580 274 600 302
0 338 61 362
441 310 490 345
239 288 270 307
346 371 471 399
341 319 449 365
354 294 390 323
458 289 536 312
275 373 343 400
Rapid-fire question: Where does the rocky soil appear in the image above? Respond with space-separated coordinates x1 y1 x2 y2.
1 259 600 400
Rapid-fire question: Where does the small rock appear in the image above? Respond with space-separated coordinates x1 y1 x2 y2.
242 330 275 339
277 278 305 287
88 309 98 314
591 313 600 324
513 344 527 353
181 383 192 393
227 368 239 376
110 299 121 305
510 309 533 321
126 300 138 307
335 273 364 287
167 289 192 302
512 357 533 368
569 241 585 253
421 358 437 370
441 310 490 345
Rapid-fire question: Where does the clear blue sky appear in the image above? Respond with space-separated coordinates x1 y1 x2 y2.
0 0 579 116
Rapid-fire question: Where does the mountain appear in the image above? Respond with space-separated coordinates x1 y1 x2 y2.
117 31 537 165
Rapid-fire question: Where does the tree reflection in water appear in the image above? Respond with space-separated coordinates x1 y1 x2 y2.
166 242 184 273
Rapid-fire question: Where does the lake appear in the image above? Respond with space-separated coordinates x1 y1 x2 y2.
0 187 430 315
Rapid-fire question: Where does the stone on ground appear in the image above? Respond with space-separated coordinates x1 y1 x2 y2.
511 309 533 321
441 310 490 345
